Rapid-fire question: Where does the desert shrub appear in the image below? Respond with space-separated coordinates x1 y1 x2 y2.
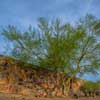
95 81 100 96
80 81 100 96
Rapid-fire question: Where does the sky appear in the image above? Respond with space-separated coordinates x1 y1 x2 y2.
0 0 100 81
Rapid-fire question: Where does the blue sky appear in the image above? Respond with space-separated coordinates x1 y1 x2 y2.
0 0 100 81
0 0 100 28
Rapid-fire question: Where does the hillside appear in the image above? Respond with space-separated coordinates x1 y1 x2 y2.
0 55 85 97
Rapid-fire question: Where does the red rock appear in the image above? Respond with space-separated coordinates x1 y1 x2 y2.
0 78 8 85
19 88 31 96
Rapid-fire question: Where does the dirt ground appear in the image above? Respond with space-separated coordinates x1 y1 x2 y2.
0 93 100 100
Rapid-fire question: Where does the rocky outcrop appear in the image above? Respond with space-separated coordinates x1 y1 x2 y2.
0 55 84 97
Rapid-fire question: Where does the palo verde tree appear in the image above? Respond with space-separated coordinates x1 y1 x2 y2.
38 18 76 73
37 14 100 93
1 14 100 94
1 26 41 65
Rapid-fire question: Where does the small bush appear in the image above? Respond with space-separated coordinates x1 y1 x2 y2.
80 81 100 96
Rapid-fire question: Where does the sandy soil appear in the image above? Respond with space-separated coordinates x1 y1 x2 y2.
0 93 100 100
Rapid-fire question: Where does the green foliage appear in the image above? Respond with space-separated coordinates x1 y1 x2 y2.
81 81 95 93
1 14 100 78
80 80 100 96
2 26 41 65
38 18 76 73
38 15 100 77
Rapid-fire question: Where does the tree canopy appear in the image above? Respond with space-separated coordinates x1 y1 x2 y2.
1 14 100 78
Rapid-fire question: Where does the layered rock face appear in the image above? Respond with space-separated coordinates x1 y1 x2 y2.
0 55 84 97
